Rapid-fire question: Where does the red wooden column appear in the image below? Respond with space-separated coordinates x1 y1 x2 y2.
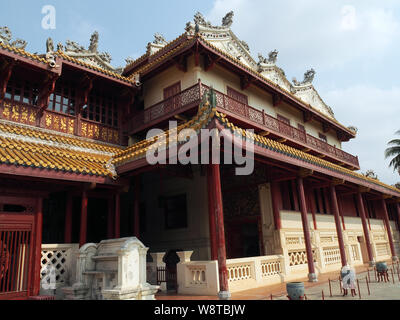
207 165 218 260
107 197 114 239
33 197 43 296
210 163 230 299
79 191 88 247
270 181 282 230
381 198 398 261
356 192 375 265
329 185 347 266
64 193 73 243
296 177 317 282
133 176 140 238
397 202 400 231
114 193 121 239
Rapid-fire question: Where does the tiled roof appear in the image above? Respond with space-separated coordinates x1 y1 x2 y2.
56 51 134 84
0 120 119 177
0 42 48 64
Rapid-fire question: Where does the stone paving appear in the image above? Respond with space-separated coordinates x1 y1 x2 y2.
156 262 400 301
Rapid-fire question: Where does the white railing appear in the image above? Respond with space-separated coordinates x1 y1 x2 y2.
40 244 79 288
227 255 285 291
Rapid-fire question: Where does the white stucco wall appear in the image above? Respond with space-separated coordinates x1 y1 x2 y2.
140 165 211 261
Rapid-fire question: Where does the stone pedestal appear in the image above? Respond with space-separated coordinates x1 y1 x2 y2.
63 238 159 300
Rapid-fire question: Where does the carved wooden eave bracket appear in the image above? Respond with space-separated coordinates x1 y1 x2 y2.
303 111 313 123
299 168 313 178
173 55 188 73
272 93 283 107
240 74 255 90
37 72 59 116
203 52 222 72
358 186 371 193
332 178 345 186
0 58 16 103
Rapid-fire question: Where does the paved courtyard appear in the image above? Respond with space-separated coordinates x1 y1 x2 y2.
156 262 400 300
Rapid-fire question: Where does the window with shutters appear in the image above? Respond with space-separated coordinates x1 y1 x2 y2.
277 114 290 125
163 82 181 99
227 86 248 105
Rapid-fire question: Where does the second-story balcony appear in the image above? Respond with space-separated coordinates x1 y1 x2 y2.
124 82 360 169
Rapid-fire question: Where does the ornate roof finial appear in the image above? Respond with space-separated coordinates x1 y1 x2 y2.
222 11 234 27
89 31 99 53
153 33 167 45
46 37 54 53
293 68 316 86
0 26 27 49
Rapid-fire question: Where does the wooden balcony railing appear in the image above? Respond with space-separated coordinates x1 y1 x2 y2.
124 82 359 168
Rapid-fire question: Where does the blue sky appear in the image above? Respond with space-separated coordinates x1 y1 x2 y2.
1 0 400 185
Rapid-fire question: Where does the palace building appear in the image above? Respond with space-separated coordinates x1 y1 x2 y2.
0 11 399 300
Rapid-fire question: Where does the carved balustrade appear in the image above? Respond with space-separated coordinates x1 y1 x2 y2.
126 82 359 168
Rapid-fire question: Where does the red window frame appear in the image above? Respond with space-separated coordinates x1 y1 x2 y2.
82 91 119 128
48 81 76 116
163 82 181 99
227 86 248 105
277 114 290 125
5 78 39 106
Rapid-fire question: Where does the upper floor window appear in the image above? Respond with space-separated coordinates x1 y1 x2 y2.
319 133 327 143
277 114 290 125
163 82 181 99
5 79 39 106
49 81 76 116
227 86 248 105
82 91 119 127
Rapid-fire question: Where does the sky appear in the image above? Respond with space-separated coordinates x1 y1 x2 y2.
1 0 400 185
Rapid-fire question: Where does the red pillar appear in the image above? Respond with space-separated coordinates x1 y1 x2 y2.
207 165 218 260
307 186 317 230
329 185 347 266
356 192 375 265
114 193 121 239
107 197 114 239
270 181 282 230
134 176 140 238
33 197 43 296
79 191 88 247
210 163 230 299
381 199 398 261
64 193 73 243
397 203 400 231
296 177 317 282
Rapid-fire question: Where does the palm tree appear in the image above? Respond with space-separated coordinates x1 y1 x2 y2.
385 130 400 174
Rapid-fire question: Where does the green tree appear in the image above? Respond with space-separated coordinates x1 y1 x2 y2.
385 130 400 174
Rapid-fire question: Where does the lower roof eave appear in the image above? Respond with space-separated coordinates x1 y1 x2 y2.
0 163 128 187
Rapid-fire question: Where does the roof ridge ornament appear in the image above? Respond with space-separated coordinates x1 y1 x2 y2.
292 68 316 86
0 26 27 50
222 11 234 27
57 31 116 72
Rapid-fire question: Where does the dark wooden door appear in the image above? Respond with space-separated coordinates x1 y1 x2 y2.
0 213 35 300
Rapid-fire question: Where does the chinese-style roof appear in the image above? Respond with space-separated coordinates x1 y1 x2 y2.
55 50 134 84
0 119 120 178
0 42 48 65
112 89 400 197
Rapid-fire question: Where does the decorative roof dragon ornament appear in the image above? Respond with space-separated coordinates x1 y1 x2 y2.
0 26 27 49
292 68 316 86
